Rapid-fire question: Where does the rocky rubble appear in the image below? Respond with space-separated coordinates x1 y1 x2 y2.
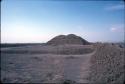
89 43 125 84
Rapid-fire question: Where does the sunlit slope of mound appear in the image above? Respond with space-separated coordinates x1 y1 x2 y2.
47 34 90 45
89 43 125 84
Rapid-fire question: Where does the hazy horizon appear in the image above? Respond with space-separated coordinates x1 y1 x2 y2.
1 0 125 43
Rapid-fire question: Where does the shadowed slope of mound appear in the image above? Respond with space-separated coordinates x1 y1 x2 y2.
89 43 125 84
46 34 90 45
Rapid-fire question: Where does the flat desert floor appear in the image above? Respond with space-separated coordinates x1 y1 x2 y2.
1 44 95 83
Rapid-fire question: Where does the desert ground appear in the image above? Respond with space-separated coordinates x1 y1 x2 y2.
1 43 125 83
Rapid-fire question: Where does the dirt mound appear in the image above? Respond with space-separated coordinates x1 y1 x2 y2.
89 43 125 84
46 34 90 45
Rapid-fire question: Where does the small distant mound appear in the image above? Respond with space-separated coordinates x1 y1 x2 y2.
46 34 90 45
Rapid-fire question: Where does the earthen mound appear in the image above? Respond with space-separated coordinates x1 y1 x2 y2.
46 34 90 45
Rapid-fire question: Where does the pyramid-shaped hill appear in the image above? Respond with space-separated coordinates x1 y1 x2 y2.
46 34 90 45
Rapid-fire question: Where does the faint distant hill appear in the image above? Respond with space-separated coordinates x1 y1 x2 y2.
46 34 90 45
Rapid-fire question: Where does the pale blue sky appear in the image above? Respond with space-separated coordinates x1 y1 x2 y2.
1 0 125 43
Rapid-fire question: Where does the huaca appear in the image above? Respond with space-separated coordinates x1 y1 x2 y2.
46 34 90 45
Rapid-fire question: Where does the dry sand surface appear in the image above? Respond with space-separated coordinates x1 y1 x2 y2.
1 44 95 83
1 44 124 83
